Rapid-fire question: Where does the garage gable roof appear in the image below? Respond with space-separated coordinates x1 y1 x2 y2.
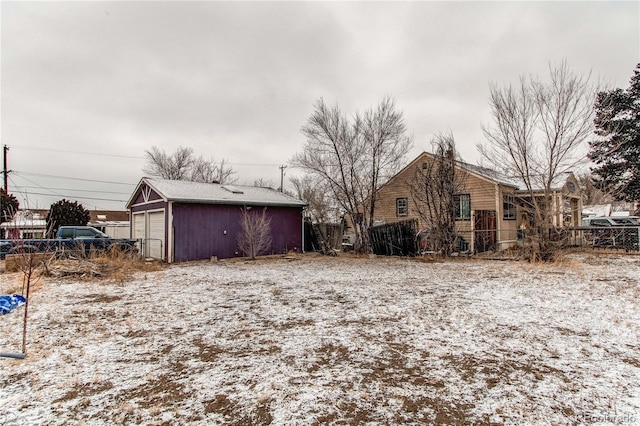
128 178 306 208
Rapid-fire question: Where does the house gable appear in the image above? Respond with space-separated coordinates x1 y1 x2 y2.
372 152 518 227
127 180 166 208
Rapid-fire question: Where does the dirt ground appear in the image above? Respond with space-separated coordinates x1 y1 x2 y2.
1 253 639 425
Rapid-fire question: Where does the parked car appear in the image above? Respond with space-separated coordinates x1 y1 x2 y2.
582 216 639 226
581 216 639 251
0 226 138 259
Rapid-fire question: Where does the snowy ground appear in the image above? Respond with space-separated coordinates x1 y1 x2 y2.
0 253 639 425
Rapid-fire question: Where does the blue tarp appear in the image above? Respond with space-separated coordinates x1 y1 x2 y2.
0 295 26 315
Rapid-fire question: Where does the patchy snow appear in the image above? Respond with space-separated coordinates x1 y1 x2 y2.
139 178 306 207
1 253 639 425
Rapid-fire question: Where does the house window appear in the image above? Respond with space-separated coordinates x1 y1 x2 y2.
396 198 408 216
503 194 516 220
454 194 471 220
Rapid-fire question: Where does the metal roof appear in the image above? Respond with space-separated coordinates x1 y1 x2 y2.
129 178 306 208
455 160 522 188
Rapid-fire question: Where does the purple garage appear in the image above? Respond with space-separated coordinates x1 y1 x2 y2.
126 178 306 262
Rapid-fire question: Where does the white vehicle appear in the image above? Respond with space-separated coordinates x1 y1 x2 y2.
582 216 639 227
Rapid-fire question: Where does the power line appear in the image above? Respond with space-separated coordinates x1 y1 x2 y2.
8 144 285 167
9 177 127 203
16 186 131 195
10 144 144 160
8 175 102 209
13 171 137 186
9 191 128 203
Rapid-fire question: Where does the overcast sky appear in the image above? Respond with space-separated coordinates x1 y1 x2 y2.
1 1 638 211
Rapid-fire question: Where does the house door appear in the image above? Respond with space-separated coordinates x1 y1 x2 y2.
474 210 496 253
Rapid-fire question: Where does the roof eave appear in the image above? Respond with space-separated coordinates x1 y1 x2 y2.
167 198 306 208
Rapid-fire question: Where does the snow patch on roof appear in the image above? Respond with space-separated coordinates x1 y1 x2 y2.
143 178 306 207
457 161 522 188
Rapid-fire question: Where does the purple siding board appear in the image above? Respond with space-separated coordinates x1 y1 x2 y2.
172 203 302 262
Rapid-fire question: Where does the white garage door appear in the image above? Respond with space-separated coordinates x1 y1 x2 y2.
133 213 145 240
148 211 165 260
132 213 147 257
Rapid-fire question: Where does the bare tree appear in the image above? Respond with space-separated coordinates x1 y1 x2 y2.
253 178 276 189
290 174 336 224
190 157 237 184
143 146 194 180
292 97 413 252
237 207 272 260
409 133 467 255
478 61 596 261
363 96 415 227
290 174 340 254
577 172 613 206
3 223 55 358
143 146 237 184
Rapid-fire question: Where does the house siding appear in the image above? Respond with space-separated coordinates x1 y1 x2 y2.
350 152 522 251
346 153 583 253
172 203 303 262
372 154 507 225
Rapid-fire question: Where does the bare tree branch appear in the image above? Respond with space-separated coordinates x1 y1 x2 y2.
237 207 272 260
292 97 412 252
143 146 237 184
478 61 596 261
409 133 466 255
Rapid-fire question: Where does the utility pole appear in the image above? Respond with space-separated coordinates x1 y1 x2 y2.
279 165 287 192
2 145 9 193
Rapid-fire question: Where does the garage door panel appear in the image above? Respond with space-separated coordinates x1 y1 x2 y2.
133 214 145 240
148 211 165 260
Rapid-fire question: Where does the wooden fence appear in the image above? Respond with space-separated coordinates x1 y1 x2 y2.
368 219 419 256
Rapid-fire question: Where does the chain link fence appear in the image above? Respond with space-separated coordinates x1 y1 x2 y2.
564 226 640 252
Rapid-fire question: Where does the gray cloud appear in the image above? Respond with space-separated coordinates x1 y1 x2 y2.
1 1 638 210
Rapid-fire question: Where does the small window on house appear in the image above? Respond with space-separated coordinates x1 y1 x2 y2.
454 194 471 220
396 198 408 216
503 194 516 220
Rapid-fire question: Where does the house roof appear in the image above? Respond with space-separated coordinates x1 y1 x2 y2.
374 151 522 197
455 160 521 188
88 210 130 222
514 171 578 194
0 210 47 229
128 178 306 208
394 152 521 189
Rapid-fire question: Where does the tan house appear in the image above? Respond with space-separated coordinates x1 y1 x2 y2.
355 152 582 253
515 172 582 228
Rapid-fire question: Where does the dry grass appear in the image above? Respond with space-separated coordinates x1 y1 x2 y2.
1 250 164 294
86 247 164 283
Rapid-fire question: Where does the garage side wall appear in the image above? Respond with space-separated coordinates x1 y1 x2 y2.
172 203 303 262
